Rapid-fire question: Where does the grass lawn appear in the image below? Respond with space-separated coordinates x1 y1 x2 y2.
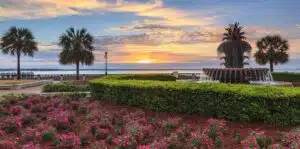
0 80 37 85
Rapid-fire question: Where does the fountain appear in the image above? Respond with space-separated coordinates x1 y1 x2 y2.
175 68 291 86
201 68 273 84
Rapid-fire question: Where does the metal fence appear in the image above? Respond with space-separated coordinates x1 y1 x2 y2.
0 72 103 81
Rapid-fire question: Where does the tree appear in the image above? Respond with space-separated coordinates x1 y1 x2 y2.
1 27 38 80
217 22 252 68
58 27 95 80
254 35 289 72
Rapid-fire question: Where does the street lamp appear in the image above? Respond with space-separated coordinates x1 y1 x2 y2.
104 48 108 76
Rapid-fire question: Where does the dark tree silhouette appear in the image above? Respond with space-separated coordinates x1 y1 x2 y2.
217 22 252 68
254 35 289 72
58 27 95 80
1 27 38 80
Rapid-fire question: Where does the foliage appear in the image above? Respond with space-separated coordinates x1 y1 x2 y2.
0 26 38 80
272 72 300 82
255 35 289 72
217 22 252 68
42 81 89 92
0 95 299 148
58 27 95 80
90 75 300 125
101 74 177 81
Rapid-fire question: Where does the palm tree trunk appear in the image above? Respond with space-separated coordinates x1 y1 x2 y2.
17 51 21 80
76 62 80 80
269 60 274 72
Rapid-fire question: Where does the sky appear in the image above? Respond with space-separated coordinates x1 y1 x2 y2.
0 0 300 70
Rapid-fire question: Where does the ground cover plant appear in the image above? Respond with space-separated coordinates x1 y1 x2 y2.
0 95 298 149
90 74 300 125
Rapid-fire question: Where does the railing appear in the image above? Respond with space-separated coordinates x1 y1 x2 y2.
0 73 104 81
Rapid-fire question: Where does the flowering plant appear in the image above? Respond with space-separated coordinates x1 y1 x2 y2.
241 131 273 149
189 130 214 149
1 117 22 133
56 132 81 149
0 140 15 149
114 134 137 149
21 142 41 149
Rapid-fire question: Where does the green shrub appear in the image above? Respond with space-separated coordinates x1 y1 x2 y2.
272 72 300 82
89 74 300 125
42 81 89 92
101 74 176 81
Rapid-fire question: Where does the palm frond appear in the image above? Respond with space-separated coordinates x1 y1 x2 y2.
1 26 38 57
255 35 289 66
58 27 95 66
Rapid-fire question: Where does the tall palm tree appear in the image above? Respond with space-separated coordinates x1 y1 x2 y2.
58 27 95 80
1 27 38 80
217 22 252 68
254 35 289 72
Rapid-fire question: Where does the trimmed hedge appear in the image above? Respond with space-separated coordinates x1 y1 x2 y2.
272 72 300 82
89 74 300 125
101 74 177 81
42 82 90 92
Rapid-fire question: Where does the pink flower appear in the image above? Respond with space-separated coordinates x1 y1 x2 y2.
189 131 214 149
137 145 151 149
0 130 7 137
16 116 22 128
48 109 71 125
56 132 80 148
0 140 15 149
115 134 137 148
9 105 23 115
22 142 41 149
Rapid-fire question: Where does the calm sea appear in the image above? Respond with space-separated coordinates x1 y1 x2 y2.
0 69 298 75
0 69 204 75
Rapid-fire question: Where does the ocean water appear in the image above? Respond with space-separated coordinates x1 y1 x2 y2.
0 69 204 75
0 68 298 75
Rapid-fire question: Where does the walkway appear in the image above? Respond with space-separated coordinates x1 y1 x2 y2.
0 86 42 95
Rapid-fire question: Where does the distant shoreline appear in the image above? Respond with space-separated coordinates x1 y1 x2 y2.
0 68 298 72
0 68 203 71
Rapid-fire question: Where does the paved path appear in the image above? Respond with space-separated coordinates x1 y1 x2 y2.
0 86 42 95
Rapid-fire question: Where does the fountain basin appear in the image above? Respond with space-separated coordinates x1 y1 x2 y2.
249 81 293 86
202 68 273 84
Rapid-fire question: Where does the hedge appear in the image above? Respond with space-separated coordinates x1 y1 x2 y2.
89 74 300 125
42 81 90 92
272 72 300 82
101 74 177 81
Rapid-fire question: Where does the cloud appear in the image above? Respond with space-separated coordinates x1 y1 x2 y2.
38 42 60 51
297 24 300 28
0 0 79 19
0 0 214 28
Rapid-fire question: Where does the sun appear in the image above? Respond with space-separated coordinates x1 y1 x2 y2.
137 59 153 64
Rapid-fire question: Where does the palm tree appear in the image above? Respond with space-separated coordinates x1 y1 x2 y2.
254 35 289 72
217 22 252 68
1 27 38 80
58 27 95 80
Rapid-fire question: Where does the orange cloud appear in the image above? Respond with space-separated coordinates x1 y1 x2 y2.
1 0 214 28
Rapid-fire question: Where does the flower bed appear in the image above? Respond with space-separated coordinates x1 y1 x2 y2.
90 74 300 125
0 95 297 148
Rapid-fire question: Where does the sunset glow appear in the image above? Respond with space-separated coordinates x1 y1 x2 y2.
137 60 153 64
0 0 299 69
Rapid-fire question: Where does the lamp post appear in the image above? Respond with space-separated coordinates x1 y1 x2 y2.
104 49 108 76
